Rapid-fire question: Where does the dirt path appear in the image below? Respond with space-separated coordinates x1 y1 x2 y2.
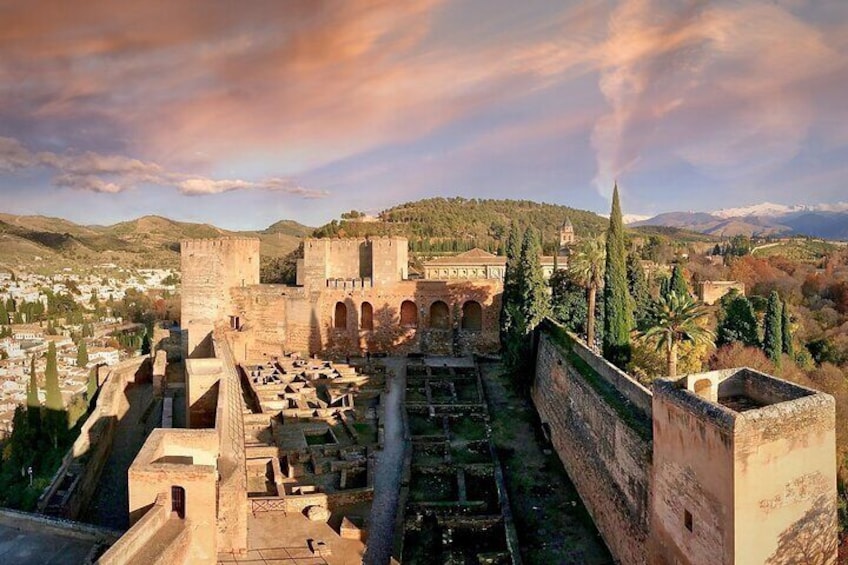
363 358 407 565
480 361 613 564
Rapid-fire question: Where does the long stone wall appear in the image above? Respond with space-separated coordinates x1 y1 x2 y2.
531 322 652 565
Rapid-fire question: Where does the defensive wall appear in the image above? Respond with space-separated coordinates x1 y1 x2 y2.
532 319 838 565
532 320 653 564
698 280 745 305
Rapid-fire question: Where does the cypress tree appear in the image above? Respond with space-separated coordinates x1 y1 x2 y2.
26 356 41 432
717 294 760 347
602 183 633 368
76 340 89 368
669 265 689 298
627 253 650 329
781 299 793 358
44 341 62 411
516 227 549 333
87 366 98 405
0 299 7 325
763 291 783 366
499 223 522 345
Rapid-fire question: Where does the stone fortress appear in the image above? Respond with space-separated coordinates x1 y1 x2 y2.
43 231 834 565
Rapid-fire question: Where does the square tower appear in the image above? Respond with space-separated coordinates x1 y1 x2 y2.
650 369 837 564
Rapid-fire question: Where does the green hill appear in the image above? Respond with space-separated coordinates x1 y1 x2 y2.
313 197 609 254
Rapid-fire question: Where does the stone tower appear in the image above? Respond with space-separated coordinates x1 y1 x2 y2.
559 217 575 250
650 369 837 564
181 238 260 357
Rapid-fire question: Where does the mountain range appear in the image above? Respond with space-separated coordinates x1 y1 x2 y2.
631 202 848 240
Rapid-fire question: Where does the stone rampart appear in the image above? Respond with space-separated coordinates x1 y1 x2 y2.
532 321 652 565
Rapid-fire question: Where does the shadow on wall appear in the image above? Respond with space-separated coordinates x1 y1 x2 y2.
766 495 838 565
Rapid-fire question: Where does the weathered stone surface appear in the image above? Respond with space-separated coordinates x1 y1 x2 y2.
305 505 331 522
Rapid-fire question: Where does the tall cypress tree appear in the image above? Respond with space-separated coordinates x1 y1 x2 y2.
627 253 650 329
602 183 633 368
516 227 549 334
781 300 794 358
499 222 522 346
763 291 783 367
26 356 41 432
76 340 89 368
44 341 62 411
669 265 689 298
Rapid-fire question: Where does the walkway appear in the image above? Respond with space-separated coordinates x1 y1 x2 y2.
81 382 159 530
362 358 407 565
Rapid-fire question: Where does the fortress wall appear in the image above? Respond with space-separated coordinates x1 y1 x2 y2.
532 325 652 565
698 281 745 305
181 238 259 355
371 237 407 284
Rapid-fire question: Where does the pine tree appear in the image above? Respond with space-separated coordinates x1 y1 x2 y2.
717 294 760 347
763 291 783 366
602 183 633 368
669 265 689 298
44 341 62 411
627 253 650 329
76 340 89 367
781 300 793 358
516 227 549 334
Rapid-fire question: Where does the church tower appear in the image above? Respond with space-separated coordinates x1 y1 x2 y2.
559 217 575 251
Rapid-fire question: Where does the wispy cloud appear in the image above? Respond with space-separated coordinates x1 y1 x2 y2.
0 136 327 198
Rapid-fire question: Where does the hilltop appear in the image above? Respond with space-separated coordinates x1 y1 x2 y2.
0 213 312 270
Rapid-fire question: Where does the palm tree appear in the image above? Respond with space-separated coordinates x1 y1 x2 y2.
641 291 714 378
568 236 605 348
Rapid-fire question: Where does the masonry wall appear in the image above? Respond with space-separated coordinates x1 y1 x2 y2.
532 325 652 565
230 279 501 359
181 238 260 356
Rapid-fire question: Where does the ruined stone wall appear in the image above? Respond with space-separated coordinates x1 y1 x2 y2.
181 238 260 356
698 281 745 305
230 279 501 358
531 325 652 565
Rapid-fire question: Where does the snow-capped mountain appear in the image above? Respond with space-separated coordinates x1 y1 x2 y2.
633 201 848 240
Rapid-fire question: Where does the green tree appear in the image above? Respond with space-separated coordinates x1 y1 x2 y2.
44 341 62 411
76 340 89 367
602 183 633 368
781 300 793 358
716 294 760 347
568 236 605 347
641 291 714 378
669 264 689 298
499 222 522 345
0 299 7 325
26 356 41 433
627 253 651 329
516 227 549 334
550 270 588 335
87 366 98 405
763 291 783 366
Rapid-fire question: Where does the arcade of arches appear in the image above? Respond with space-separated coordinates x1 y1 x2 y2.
332 299 483 331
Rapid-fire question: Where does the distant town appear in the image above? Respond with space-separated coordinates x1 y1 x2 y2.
0 265 178 438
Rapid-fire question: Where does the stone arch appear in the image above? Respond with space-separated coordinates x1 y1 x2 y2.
361 302 374 331
334 302 347 329
429 301 450 329
400 300 418 328
461 300 483 331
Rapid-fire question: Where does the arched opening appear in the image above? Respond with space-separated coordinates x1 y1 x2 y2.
361 302 373 331
429 301 450 329
461 301 483 331
171 485 185 519
334 302 347 329
400 300 418 328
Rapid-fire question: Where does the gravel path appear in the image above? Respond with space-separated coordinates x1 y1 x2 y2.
363 358 407 565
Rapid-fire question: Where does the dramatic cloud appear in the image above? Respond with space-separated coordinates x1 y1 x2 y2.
0 136 327 198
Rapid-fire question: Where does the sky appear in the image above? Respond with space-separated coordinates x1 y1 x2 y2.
0 0 847 230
